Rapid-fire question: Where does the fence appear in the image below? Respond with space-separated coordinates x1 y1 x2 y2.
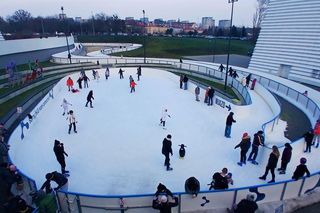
5 57 320 212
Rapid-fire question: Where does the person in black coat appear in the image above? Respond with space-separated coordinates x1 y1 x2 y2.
248 131 264 165
85 90 94 108
209 168 229 190
40 171 68 191
303 130 314 153
245 74 252 87
278 143 292 174
207 87 215 106
234 133 251 166
292 157 310 180
227 194 258 213
259 146 280 183
162 135 173 171
118 68 125 79
53 140 69 175
152 194 179 213
185 177 200 198
183 75 188 90
225 112 236 138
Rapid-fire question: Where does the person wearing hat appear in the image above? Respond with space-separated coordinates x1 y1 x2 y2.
162 134 173 171
292 157 310 181
234 133 251 166
227 193 258 213
248 131 265 165
152 184 179 213
40 171 68 192
225 112 236 138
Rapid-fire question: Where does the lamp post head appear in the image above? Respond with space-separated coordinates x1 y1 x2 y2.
61 6 64 11
142 10 145 14
228 0 238 3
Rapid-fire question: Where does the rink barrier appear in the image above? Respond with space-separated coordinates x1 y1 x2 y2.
52 173 320 213
6 56 320 212
52 56 252 105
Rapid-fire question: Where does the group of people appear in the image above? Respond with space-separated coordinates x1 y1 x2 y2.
119 67 142 93
303 120 320 153
179 74 189 90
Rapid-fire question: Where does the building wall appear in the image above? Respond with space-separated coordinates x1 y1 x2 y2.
218 20 231 28
248 0 320 86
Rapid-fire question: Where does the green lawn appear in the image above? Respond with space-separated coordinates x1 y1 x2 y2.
78 35 254 59
0 60 58 75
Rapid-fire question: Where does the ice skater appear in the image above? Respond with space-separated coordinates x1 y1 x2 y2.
105 67 110 80
67 110 77 134
83 74 90 88
225 112 236 138
278 143 292 174
162 134 173 171
85 90 94 108
234 132 251 166
92 69 96 79
137 66 142 81
53 140 69 175
77 76 83 89
248 131 264 165
292 157 310 180
40 171 68 191
303 129 314 153
130 80 137 93
129 75 133 86
61 99 72 116
66 77 74 91
118 68 124 79
195 86 200 101
95 70 100 81
159 109 171 129
313 119 320 148
259 145 280 183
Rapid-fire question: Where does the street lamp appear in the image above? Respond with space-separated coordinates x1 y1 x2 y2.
142 10 146 63
212 37 216 63
61 6 72 64
224 0 238 91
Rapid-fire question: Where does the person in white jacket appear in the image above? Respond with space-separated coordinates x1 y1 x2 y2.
159 109 171 129
67 110 77 134
61 99 72 116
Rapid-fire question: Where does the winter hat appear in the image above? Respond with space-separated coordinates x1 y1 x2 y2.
300 157 307 165
160 195 168 203
246 194 255 201
242 132 248 138
167 134 172 139
9 164 16 172
257 130 264 134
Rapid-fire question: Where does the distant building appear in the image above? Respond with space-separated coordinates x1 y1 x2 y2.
154 18 165 25
167 20 176 27
0 32 4 41
140 17 149 23
218 20 231 28
59 13 67 20
74 17 82 22
202 17 215 29
125 17 134 21
146 24 168 34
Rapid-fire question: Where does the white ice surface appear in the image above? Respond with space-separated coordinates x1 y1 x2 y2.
8 67 319 196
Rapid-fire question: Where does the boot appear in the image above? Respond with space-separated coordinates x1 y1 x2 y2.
259 176 266 180
237 162 242 166
167 167 173 171
279 171 286 174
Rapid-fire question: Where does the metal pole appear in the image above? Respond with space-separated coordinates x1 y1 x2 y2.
61 6 71 64
224 0 238 91
143 10 146 63
212 37 216 63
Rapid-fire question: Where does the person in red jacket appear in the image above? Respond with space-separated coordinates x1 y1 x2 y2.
66 77 74 91
130 80 137 93
313 119 320 148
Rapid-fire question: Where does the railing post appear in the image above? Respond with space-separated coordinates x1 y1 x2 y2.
280 182 287 201
232 190 238 206
296 93 300 102
178 194 182 213
286 87 289 96
298 178 306 196
76 195 82 213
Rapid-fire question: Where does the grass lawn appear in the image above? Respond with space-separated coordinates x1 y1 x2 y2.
78 35 254 59
0 60 58 75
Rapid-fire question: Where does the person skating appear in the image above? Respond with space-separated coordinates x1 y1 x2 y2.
40 171 68 191
225 112 236 138
185 177 200 198
105 67 110 80
118 68 124 79
162 134 173 171
219 64 225 72
61 98 72 116
259 145 280 183
232 70 239 79
137 66 142 81
303 130 314 153
83 74 90 88
209 168 229 190
92 69 96 80
85 90 94 108
95 70 100 81
204 87 209 103
53 140 69 175
130 80 137 93
195 86 200 101
245 74 252 87
207 87 215 106
129 75 133 86
152 188 178 213
66 77 74 91
77 77 83 89
251 78 257 90
234 132 251 166
67 110 77 134
292 157 310 181
248 131 264 165
183 75 188 90
160 109 171 129
278 143 292 174
179 75 183 89
313 119 320 148
228 67 233 77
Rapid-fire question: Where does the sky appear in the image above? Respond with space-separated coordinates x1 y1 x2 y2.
0 0 257 27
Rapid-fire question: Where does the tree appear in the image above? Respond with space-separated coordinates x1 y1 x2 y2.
241 26 247 37
230 25 238 37
165 28 173 35
252 0 269 41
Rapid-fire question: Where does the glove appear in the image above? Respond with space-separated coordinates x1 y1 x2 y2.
54 187 59 191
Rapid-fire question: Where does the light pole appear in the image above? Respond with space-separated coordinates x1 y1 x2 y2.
224 0 238 91
61 6 71 64
142 10 146 63
212 37 216 63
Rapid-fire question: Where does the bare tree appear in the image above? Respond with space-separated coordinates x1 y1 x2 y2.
252 0 269 42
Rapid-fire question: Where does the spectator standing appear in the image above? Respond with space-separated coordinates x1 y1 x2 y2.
195 86 200 101
245 74 252 87
251 78 257 90
0 140 10 164
225 112 236 138
204 87 210 104
66 77 74 91
0 122 8 142
259 145 280 183
278 143 292 174
219 64 225 72
232 70 239 79
234 133 251 166
228 67 233 76
162 134 173 171
152 191 178 213
292 157 310 180
53 140 69 175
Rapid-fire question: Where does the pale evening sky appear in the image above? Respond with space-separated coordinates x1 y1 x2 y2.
0 0 257 27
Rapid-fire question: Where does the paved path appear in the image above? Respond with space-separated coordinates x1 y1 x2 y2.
184 54 251 68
